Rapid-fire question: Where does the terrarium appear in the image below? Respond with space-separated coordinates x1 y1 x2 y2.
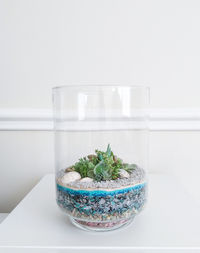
53 85 149 231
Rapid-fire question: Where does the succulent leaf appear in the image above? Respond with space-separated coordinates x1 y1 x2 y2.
123 163 137 173
106 144 112 157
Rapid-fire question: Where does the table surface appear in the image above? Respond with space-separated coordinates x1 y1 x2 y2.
0 214 8 224
0 174 200 253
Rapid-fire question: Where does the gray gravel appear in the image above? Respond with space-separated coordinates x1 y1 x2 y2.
57 166 146 189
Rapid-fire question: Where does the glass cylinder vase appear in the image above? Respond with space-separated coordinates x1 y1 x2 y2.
53 85 149 231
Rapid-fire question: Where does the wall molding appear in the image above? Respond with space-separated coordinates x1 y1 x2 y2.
1 108 200 131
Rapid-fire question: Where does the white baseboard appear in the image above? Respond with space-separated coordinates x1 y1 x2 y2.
1 108 200 131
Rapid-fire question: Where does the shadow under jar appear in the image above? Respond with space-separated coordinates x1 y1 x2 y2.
53 85 149 231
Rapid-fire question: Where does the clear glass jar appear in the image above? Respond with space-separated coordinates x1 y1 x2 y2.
53 85 149 231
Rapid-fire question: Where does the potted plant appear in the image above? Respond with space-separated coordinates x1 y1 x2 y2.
53 85 149 231
56 144 146 231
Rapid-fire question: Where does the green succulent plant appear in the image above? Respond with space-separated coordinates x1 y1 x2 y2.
72 144 136 182
123 163 138 173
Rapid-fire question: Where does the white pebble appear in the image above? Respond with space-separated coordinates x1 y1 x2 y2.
61 172 81 184
99 198 105 205
119 169 130 178
79 177 94 183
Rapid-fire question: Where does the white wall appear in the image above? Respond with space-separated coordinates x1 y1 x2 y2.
1 0 200 109
1 0 200 212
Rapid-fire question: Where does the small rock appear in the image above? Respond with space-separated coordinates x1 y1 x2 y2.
84 206 91 210
99 198 106 205
61 171 81 184
65 166 75 172
119 169 130 178
79 177 94 183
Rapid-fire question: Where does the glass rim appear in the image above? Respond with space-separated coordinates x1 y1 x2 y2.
52 84 150 91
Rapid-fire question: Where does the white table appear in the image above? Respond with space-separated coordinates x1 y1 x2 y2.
0 174 200 253
0 214 8 224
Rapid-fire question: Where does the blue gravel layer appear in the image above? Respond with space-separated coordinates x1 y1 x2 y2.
57 183 145 196
56 182 146 220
